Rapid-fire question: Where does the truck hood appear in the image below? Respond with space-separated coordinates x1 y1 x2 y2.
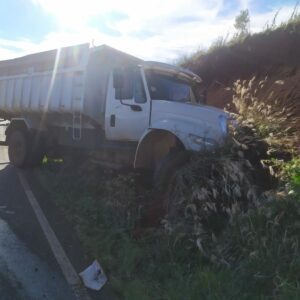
150 100 228 150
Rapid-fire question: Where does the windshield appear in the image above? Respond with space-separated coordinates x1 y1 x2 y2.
145 71 197 103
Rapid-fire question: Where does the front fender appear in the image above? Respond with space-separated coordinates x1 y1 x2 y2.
150 119 218 151
134 127 185 168
134 117 223 168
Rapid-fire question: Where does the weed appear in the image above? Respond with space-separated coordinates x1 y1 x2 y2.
230 77 299 157
279 2 300 30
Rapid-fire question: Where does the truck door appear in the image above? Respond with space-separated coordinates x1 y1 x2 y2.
105 67 150 141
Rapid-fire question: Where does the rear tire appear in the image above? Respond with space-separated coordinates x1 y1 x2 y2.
8 130 30 168
8 130 45 168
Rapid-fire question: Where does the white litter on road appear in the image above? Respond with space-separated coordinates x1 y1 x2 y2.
79 260 107 291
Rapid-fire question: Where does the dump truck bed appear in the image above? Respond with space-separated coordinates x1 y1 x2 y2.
0 44 89 117
0 44 142 126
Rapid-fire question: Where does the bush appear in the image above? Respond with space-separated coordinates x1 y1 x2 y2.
163 146 258 253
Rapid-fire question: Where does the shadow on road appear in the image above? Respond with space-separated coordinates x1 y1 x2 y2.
0 163 75 300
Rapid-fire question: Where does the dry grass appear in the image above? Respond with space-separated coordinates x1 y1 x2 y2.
230 77 299 157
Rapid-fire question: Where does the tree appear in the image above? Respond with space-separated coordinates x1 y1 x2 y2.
234 9 250 39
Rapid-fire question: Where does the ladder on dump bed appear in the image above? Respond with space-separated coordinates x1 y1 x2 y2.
72 76 83 141
72 111 82 141
71 44 89 141
71 59 88 141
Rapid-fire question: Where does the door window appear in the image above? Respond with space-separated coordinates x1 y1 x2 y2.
113 68 134 100
113 67 146 103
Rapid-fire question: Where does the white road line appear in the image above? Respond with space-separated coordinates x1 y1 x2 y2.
17 171 91 300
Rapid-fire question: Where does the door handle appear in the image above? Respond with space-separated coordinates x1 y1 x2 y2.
110 115 115 127
130 105 142 112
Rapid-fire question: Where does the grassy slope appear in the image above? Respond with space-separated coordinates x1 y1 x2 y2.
37 153 300 300
37 17 300 300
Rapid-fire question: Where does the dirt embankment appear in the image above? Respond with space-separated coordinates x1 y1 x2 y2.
183 23 300 116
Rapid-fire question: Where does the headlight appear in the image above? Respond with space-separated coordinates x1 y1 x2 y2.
189 134 204 145
189 134 216 146
218 115 228 135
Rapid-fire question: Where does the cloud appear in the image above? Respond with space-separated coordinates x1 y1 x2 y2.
250 5 296 32
0 1 297 62
28 0 238 60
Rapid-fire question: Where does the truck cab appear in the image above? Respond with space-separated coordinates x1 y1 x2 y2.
104 61 228 173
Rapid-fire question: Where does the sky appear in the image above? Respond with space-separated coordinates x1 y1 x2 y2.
0 0 297 62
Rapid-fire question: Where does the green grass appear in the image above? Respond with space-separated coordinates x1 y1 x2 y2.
37 155 300 300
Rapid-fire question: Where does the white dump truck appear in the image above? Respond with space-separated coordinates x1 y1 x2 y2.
0 43 228 185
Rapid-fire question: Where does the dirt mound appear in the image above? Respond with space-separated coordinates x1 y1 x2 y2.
183 23 300 112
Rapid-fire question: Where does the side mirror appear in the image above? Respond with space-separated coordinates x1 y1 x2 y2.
113 69 124 89
199 90 207 104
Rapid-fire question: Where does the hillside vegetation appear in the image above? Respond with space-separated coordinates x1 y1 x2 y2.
38 13 300 300
181 10 300 121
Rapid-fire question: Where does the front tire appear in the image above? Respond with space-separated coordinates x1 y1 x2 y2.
154 150 189 192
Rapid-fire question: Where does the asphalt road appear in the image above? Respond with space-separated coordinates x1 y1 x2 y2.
0 146 76 300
